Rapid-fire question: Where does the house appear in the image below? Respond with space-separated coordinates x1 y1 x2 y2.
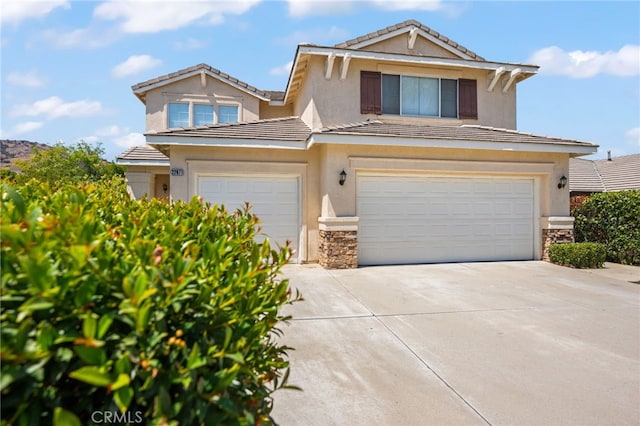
117 19 597 268
569 153 640 210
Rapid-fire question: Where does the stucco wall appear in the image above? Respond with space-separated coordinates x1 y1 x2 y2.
292 56 518 131
144 74 260 132
168 145 322 261
161 142 571 262
364 35 463 58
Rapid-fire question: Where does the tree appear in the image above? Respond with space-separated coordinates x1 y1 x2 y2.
11 141 124 186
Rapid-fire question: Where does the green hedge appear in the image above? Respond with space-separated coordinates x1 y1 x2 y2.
573 190 640 265
548 242 607 269
1 178 299 425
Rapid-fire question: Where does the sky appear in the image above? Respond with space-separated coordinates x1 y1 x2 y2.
1 0 639 162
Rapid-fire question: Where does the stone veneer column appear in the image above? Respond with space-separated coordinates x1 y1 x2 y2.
317 217 359 269
540 216 575 261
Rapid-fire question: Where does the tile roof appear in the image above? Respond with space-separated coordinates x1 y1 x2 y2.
319 120 595 147
571 154 640 192
131 63 273 100
334 19 485 61
569 158 604 192
117 145 169 163
147 116 311 141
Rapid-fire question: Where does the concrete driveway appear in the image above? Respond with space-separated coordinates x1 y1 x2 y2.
271 261 640 426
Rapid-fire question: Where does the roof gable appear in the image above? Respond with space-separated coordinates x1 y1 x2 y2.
334 19 485 61
131 63 272 103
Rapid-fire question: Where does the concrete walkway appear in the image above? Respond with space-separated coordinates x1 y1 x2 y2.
271 261 640 426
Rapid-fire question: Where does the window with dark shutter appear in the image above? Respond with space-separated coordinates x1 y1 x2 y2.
360 71 381 114
458 79 478 119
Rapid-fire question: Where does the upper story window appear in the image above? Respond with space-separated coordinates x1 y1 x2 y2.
361 71 477 120
194 104 214 126
167 102 239 128
168 103 189 128
218 105 238 124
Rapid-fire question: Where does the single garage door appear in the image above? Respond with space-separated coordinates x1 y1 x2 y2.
357 175 534 265
198 175 300 261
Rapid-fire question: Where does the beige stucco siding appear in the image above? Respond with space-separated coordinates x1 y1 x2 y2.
365 35 463 58
259 101 294 119
168 145 322 261
143 75 260 132
162 143 570 262
291 56 518 131
317 143 568 220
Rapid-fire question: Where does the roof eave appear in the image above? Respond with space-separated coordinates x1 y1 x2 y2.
132 68 271 102
146 135 308 150
283 45 538 103
116 160 170 167
308 132 597 155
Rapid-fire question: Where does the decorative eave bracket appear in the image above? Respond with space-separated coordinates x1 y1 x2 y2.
408 27 418 50
502 68 521 93
487 67 505 92
325 52 336 80
340 53 351 80
200 70 207 89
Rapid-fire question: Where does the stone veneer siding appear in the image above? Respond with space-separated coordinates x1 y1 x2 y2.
541 228 575 261
318 230 358 269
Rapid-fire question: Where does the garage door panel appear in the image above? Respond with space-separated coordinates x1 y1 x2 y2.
198 176 300 261
357 175 534 265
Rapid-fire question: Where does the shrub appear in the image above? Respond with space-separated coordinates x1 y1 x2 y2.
12 141 124 187
1 177 299 425
573 190 640 265
549 242 607 269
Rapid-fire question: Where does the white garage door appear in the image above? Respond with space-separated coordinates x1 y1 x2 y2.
198 175 300 261
357 175 534 265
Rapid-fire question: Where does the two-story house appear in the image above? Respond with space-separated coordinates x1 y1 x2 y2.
117 19 597 268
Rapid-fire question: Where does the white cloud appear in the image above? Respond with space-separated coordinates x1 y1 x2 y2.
275 26 350 46
94 0 260 33
287 0 354 17
270 61 294 76
173 38 208 50
112 55 162 78
95 125 123 137
369 0 443 11
626 127 640 147
12 96 105 119
40 27 119 49
1 0 70 25
529 45 640 78
10 121 44 135
6 71 45 88
114 132 145 149
82 126 144 149
286 0 451 17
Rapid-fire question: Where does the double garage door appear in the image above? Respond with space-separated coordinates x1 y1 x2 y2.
357 174 535 265
197 175 300 261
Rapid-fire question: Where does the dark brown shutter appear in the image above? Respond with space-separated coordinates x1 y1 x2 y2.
458 79 478 119
360 71 381 114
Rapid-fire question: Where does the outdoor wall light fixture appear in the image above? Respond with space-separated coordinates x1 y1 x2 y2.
339 169 347 186
557 175 567 189
162 183 168 192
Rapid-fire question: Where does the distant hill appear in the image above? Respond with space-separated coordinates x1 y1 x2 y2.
1 140 51 170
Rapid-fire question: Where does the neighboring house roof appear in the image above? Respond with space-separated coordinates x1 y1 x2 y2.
131 63 273 103
570 154 640 192
116 145 169 166
335 19 485 61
